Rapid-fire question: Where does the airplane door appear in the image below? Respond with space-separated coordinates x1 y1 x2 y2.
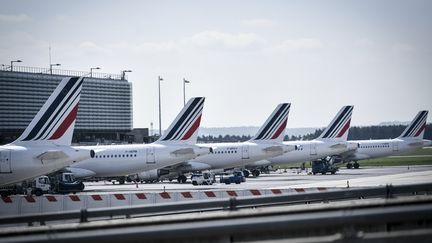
310 144 317 156
146 147 155 164
392 141 399 152
241 145 250 159
0 149 11 173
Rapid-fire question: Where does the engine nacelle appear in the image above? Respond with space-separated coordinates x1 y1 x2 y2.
136 169 170 181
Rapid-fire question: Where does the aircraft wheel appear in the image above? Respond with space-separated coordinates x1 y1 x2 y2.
354 162 360 169
34 189 43 197
252 170 260 177
346 163 353 169
243 170 250 177
178 175 187 183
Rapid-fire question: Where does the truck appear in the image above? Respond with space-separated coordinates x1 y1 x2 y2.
191 171 215 186
312 159 338 175
0 172 84 197
219 171 245 184
51 172 85 194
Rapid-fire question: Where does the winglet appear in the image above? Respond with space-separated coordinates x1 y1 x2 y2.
317 106 354 141
251 103 291 142
13 77 85 146
399 110 428 139
157 97 205 145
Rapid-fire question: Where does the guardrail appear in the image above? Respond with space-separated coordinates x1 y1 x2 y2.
0 183 431 226
0 65 125 80
1 189 432 242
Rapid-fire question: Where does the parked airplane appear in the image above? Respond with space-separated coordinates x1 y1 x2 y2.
134 103 294 183
0 77 94 186
341 110 431 169
67 97 211 183
244 106 356 176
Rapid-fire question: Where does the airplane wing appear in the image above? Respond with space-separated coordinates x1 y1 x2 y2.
329 143 348 149
36 150 68 161
406 141 424 147
262 145 284 153
171 148 194 156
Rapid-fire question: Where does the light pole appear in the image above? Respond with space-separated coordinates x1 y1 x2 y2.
90 67 100 78
10 59 22 72
50 63 61 75
158 76 164 136
121 70 132 80
183 78 190 106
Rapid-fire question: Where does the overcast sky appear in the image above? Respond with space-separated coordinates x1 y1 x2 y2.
1 0 431 130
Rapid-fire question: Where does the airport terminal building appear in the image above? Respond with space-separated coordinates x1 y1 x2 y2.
0 65 133 145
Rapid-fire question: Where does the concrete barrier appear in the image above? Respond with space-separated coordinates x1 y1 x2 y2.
155 192 176 203
0 196 18 216
199 190 223 200
110 194 131 207
131 193 155 205
64 195 85 211
41 195 63 213
0 188 344 216
86 194 109 209
20 196 41 215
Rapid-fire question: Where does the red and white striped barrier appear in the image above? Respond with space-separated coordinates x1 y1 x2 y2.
0 187 339 216
87 194 109 209
0 196 18 216
20 196 41 215
41 195 63 213
131 193 154 205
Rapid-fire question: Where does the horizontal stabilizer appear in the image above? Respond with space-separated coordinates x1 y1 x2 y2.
171 148 194 156
36 150 68 161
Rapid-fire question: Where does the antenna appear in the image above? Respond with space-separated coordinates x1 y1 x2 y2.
49 43 52 67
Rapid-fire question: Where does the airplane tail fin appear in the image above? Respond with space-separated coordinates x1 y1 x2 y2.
317 106 354 141
157 97 205 145
13 77 85 146
251 103 291 142
399 110 428 139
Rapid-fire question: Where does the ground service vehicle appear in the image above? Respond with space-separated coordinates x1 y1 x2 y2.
220 171 245 184
312 159 338 175
191 172 215 185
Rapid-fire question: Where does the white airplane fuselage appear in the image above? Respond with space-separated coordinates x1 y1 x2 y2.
346 138 431 161
188 141 288 170
0 144 91 186
69 143 209 178
248 140 355 168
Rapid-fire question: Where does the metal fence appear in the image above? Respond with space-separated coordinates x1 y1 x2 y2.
0 65 125 80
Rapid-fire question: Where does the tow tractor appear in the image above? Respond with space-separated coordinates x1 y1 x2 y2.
191 171 216 186
312 157 339 175
219 171 245 184
0 173 84 197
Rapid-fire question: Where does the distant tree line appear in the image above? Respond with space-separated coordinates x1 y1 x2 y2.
197 124 432 143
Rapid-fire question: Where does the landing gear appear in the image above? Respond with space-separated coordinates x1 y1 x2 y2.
252 169 260 177
243 170 250 178
177 175 187 183
346 161 360 169
353 161 360 169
